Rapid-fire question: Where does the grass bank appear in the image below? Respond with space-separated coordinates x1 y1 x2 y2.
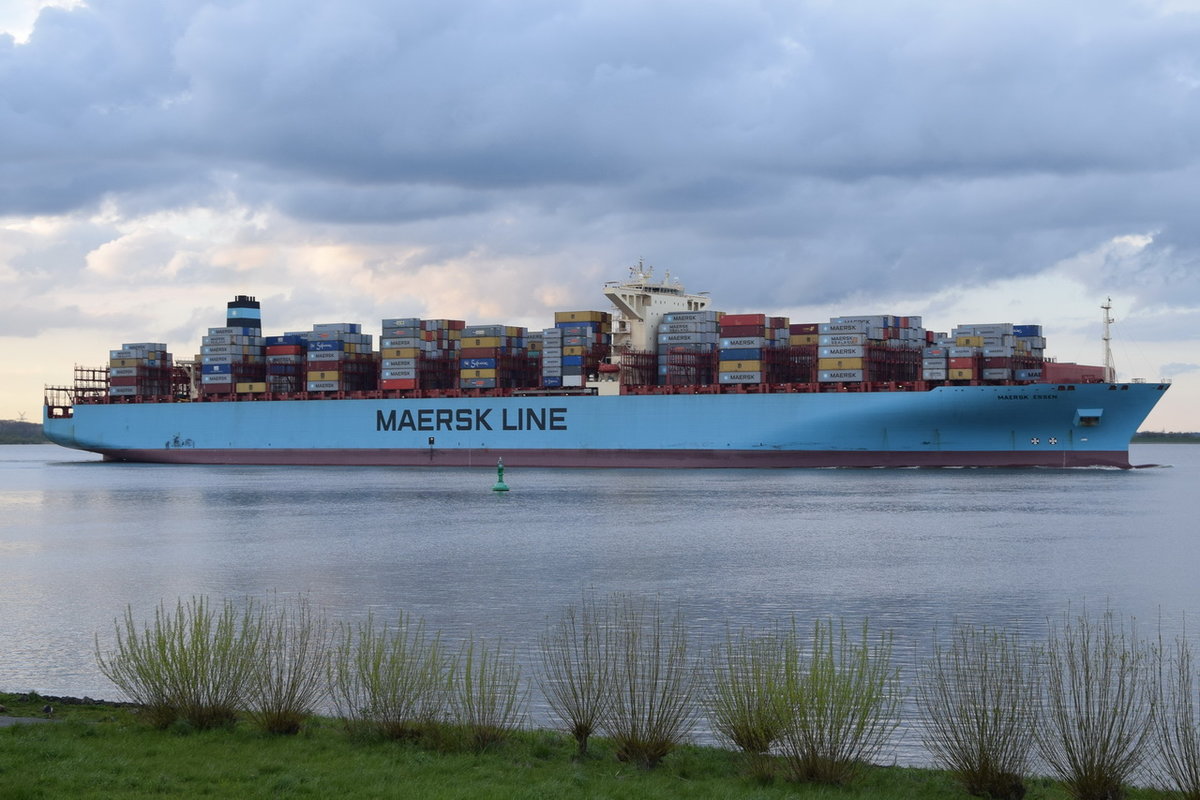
0 693 1173 800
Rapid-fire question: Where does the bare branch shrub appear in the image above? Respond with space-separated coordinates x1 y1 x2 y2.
917 624 1040 799
447 634 528 750
602 594 699 768
95 596 261 730
781 618 901 785
328 612 448 739
1158 634 1200 799
1036 609 1156 800
245 594 331 734
708 624 791 755
538 592 615 756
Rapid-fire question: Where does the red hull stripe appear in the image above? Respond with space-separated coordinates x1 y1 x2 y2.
97 448 1135 469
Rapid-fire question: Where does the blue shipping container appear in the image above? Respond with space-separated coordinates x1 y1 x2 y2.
460 358 497 370
562 355 584 366
542 375 563 387
719 348 762 361
202 364 232 375
265 335 305 346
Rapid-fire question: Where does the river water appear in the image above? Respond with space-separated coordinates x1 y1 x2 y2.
1 443 1195 761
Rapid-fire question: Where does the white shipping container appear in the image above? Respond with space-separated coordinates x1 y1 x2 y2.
561 375 583 387
923 368 948 380
108 386 138 396
720 336 767 349
109 367 140 377
818 334 867 347
380 358 418 369
982 346 1014 358
830 315 890 328
307 350 346 361
202 354 237 365
948 347 979 357
819 370 864 382
306 381 341 391
982 369 1012 380
718 372 763 383
381 368 416 380
819 346 865 358
922 358 948 370
542 356 562 367
201 374 233 384
818 322 869 334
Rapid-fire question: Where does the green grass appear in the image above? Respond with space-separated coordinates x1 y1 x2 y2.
0 693 1177 800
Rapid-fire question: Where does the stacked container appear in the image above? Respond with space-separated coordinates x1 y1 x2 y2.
459 325 527 390
553 310 612 388
302 323 375 393
816 315 925 383
539 327 563 387
201 297 265 395
379 318 464 391
264 334 306 393
109 342 172 397
656 310 720 386
716 313 795 384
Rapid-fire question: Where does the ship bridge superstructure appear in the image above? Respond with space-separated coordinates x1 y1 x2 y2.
603 261 711 354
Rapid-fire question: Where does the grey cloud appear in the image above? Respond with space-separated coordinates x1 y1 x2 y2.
1 0 1199 312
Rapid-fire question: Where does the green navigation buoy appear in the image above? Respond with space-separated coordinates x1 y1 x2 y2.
492 458 509 492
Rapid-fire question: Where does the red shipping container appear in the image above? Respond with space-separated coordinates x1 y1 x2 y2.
720 313 767 327
769 316 789 328
984 357 1013 368
201 384 233 394
380 379 418 390
266 345 303 356
948 357 976 369
307 360 340 372
720 325 766 337
109 376 139 386
790 323 819 334
459 347 503 358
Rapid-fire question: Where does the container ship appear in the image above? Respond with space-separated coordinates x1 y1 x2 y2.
42 265 1170 468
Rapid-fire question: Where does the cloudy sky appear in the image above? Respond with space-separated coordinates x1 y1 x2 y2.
1 0 1196 430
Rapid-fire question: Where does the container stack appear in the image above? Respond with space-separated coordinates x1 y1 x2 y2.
379 318 464 391
554 310 612 388
921 322 1047 383
716 313 774 385
537 328 563 387
816 315 925 383
302 323 375 393
459 325 527 390
655 311 719 386
264 335 306 393
200 297 266 395
109 342 172 397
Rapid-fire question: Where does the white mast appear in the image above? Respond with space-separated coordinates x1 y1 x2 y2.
1102 297 1116 383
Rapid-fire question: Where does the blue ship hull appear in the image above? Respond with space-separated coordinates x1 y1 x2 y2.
43 382 1169 468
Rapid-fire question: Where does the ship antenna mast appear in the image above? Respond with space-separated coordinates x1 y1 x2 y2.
1102 297 1116 383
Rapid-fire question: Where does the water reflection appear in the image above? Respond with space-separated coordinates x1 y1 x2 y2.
0 443 1194 763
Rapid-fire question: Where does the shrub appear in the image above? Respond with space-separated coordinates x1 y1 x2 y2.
447 634 528 750
537 592 615 756
245 595 331 734
917 624 1039 799
602 594 699 768
708 624 791 757
95 596 261 729
1036 609 1156 800
780 618 901 785
1157 634 1200 799
328 612 448 740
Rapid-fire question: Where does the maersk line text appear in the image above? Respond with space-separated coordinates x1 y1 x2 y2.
376 407 568 433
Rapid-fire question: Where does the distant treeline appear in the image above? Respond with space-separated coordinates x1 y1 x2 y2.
1132 431 1200 443
0 420 46 444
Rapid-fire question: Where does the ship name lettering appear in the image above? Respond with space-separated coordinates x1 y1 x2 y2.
996 394 1055 401
377 406 568 432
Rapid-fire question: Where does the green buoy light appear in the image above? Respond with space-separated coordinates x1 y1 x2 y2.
492 458 509 492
